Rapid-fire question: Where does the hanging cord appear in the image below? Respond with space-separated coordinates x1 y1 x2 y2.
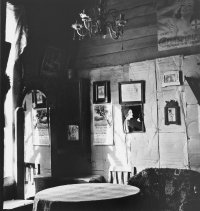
121 33 124 51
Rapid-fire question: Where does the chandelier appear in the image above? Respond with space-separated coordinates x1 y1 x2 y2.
71 0 127 40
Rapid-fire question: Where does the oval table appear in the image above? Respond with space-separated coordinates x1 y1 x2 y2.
33 183 140 211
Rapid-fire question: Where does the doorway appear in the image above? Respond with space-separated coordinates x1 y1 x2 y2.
22 90 51 198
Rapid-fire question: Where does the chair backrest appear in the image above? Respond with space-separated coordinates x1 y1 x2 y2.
24 162 36 184
108 166 132 185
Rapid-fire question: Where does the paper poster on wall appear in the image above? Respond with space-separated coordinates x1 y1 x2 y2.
32 108 50 145
157 0 200 51
93 104 113 145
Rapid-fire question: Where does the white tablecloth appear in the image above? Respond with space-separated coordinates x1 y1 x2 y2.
33 183 140 211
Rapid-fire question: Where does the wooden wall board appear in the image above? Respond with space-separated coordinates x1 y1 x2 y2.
76 46 157 69
119 4 155 20
184 85 198 105
159 132 188 169
182 54 200 78
187 121 199 138
189 153 200 171
107 0 153 10
131 132 160 172
78 35 157 58
186 104 198 125
188 134 200 171
186 104 199 137
75 45 200 70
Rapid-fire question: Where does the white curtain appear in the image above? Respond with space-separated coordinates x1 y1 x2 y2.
4 2 27 178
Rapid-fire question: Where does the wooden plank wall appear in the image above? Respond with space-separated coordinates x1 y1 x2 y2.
75 0 200 70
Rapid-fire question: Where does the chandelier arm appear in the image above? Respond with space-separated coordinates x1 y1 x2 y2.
107 22 117 35
76 29 87 37
107 25 119 40
83 19 91 31
83 20 88 30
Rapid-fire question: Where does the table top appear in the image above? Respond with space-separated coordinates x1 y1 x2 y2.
34 183 140 202
33 183 140 211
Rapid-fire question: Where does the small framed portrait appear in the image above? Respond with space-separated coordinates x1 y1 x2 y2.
93 81 111 104
67 124 79 141
165 100 181 125
121 104 145 133
119 81 145 105
162 71 182 87
32 90 46 109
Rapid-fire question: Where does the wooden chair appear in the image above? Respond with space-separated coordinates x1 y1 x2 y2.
108 166 133 185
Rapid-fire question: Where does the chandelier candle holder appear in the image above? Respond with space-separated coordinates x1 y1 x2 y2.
71 0 127 40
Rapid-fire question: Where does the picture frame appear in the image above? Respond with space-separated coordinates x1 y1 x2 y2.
165 100 181 125
121 104 145 133
93 104 113 145
119 81 145 105
32 108 50 146
41 46 65 76
162 71 182 87
67 124 79 141
32 90 46 109
93 81 111 104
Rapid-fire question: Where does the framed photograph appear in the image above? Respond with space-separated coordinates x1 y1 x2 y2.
93 81 111 104
41 46 65 76
165 100 181 125
67 124 79 141
121 104 145 133
32 90 46 109
119 81 145 105
162 71 182 87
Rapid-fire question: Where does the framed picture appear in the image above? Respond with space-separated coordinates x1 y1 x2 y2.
32 90 46 109
93 81 111 104
119 81 145 105
93 104 113 145
121 104 145 133
41 46 65 76
165 100 181 125
162 71 182 87
32 108 50 146
67 124 79 141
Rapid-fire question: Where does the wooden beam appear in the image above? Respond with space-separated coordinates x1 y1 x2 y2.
107 0 153 10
